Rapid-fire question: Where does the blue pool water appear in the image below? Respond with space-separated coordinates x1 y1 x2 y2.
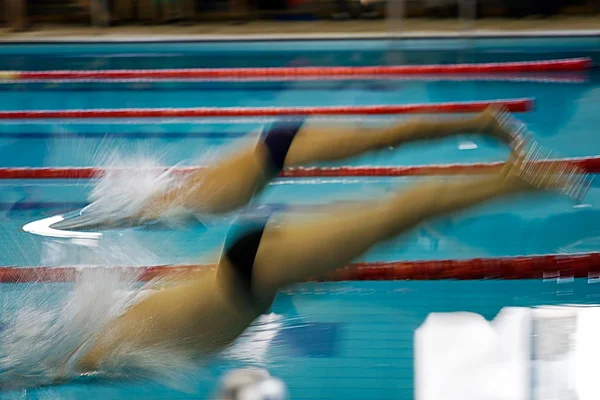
1 37 600 399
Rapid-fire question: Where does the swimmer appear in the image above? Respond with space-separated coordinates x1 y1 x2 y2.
52 105 520 231
63 140 589 380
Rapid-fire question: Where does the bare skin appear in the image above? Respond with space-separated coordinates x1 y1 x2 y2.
75 141 587 374
136 106 516 221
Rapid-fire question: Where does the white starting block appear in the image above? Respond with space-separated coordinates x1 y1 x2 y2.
415 305 600 400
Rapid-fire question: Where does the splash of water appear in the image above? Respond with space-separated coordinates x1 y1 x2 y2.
0 134 271 393
0 268 199 392
80 138 245 228
85 150 183 225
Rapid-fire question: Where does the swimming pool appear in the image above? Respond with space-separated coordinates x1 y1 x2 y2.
1 36 600 399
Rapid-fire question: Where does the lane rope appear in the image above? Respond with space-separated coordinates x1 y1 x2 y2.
0 73 587 85
0 98 533 120
0 58 589 82
1 157 598 180
1 253 598 283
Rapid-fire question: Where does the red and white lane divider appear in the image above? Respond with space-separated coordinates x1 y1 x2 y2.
0 58 589 82
2 73 586 85
0 252 598 283
0 98 533 120
1 156 598 180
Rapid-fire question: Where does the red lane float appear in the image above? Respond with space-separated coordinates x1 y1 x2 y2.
1 253 599 283
1 156 599 180
0 58 590 82
0 73 587 85
0 99 533 120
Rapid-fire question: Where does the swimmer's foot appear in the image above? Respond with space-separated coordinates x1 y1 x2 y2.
477 105 526 146
502 140 593 202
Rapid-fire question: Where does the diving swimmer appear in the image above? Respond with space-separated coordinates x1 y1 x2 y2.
62 138 590 380
50 105 521 231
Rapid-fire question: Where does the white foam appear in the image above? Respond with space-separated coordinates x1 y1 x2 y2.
78 135 253 228
0 268 199 391
4 131 280 392
86 150 182 223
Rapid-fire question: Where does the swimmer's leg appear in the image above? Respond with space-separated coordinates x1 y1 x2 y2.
80 154 537 365
251 150 587 297
283 105 515 167
138 106 514 218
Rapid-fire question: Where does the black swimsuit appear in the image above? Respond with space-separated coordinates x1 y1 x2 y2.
223 119 304 301
262 119 304 173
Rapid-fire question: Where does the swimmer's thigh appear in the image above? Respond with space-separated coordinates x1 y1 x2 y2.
252 203 394 292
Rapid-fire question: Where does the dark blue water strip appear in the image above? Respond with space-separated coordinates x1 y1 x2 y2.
0 131 250 139
2 201 292 212
2 201 88 211
0 81 398 92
